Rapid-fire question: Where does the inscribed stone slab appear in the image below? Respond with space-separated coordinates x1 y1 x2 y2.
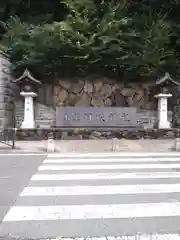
56 107 143 127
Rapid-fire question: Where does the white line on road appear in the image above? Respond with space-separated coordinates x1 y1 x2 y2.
3 202 180 221
20 183 180 196
53 235 180 240
0 153 47 156
31 172 180 181
47 152 180 158
44 157 180 163
38 163 180 171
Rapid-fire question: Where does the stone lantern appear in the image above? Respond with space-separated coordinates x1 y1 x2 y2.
13 69 42 129
154 72 180 129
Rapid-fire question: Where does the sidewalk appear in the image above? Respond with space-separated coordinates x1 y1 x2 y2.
0 139 175 153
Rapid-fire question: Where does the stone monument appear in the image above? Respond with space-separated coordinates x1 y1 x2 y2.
13 69 42 129
155 72 180 129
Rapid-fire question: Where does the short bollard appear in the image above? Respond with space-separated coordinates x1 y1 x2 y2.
173 130 180 151
112 138 120 151
47 132 55 152
173 138 180 151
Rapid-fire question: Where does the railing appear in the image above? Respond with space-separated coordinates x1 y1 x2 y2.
0 128 15 149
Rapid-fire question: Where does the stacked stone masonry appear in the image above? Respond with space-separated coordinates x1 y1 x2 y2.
54 78 154 108
0 53 17 127
15 77 173 130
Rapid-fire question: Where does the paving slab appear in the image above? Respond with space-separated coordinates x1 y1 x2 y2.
0 139 175 153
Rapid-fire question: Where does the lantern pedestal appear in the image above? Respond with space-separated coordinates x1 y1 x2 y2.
154 93 172 129
20 91 37 129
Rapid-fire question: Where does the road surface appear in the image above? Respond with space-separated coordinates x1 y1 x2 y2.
0 153 180 239
0 154 45 225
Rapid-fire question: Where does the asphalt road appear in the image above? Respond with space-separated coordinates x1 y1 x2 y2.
0 154 45 223
0 153 180 240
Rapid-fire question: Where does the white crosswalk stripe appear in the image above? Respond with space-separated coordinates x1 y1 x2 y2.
1 152 180 240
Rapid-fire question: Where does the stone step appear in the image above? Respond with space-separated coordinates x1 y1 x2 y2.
35 120 52 128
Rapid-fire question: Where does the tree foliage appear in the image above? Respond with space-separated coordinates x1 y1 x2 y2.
0 0 180 81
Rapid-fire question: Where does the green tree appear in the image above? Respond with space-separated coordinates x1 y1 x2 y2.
0 0 178 80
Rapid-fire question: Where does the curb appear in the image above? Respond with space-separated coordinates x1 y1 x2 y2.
41 234 180 240
0 152 47 155
47 152 180 158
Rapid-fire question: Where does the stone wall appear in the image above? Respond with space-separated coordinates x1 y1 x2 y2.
15 77 172 128
0 54 172 130
0 53 16 127
54 78 156 109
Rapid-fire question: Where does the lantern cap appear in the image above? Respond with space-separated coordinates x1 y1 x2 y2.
13 69 42 85
156 72 180 86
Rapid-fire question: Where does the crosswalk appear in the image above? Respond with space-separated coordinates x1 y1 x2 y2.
1 152 180 239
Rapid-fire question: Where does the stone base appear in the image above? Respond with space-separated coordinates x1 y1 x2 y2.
158 122 171 129
15 128 53 140
15 128 178 141
20 121 36 129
